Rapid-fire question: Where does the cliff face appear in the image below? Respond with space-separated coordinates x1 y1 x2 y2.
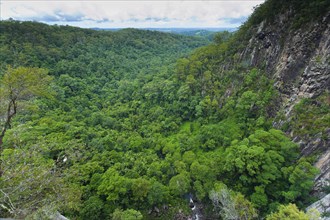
239 9 330 198
242 11 329 102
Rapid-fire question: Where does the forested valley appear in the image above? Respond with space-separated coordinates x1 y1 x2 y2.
1 0 329 219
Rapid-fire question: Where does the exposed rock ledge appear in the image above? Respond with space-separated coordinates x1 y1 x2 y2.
307 194 330 220
313 148 330 197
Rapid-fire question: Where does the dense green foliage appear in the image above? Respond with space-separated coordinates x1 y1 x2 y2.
243 0 330 30
266 203 319 220
0 1 322 217
289 93 330 139
0 66 53 147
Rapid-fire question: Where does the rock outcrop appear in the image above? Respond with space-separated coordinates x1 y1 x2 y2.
239 10 330 197
307 194 330 219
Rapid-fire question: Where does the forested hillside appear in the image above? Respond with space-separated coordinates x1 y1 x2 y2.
0 0 329 219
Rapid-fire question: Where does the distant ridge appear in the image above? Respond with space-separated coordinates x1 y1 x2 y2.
90 27 237 33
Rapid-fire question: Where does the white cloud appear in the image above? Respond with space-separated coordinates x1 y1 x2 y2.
0 0 265 28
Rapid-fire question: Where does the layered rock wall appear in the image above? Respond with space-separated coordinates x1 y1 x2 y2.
240 11 330 198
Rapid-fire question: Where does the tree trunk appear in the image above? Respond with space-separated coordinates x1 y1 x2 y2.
0 127 4 177
0 98 17 178
0 135 3 149
0 99 17 150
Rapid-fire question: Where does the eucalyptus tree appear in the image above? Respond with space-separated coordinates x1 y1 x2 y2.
0 66 53 148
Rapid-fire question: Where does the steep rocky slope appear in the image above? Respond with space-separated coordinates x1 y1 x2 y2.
237 1 330 212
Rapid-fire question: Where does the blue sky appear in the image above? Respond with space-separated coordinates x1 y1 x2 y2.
1 1 265 28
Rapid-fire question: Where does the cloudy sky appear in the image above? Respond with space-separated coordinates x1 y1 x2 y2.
1 0 265 29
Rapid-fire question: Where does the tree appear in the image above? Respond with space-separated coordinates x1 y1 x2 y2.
0 145 81 219
97 167 131 202
0 66 53 148
209 183 257 220
112 208 143 220
213 31 232 44
80 196 104 220
147 180 169 206
221 129 317 210
131 178 151 201
169 172 191 196
266 203 319 220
